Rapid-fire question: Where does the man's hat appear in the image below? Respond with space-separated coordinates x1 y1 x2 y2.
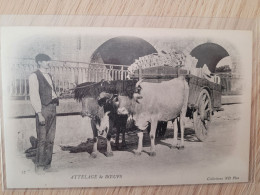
35 54 51 63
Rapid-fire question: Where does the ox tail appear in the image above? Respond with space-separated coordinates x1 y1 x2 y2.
181 78 189 118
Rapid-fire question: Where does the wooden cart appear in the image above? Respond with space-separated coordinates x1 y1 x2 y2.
130 65 222 141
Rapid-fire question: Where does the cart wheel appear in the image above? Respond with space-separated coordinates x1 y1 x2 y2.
193 89 212 141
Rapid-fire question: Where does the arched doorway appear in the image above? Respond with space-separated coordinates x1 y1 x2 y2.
89 36 157 81
91 36 157 66
190 42 229 73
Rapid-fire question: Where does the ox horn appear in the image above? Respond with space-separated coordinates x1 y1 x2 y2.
81 111 95 119
133 93 143 104
98 92 112 100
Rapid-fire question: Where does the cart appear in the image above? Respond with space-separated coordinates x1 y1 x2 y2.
129 65 222 141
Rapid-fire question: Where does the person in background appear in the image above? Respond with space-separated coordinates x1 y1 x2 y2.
29 54 59 174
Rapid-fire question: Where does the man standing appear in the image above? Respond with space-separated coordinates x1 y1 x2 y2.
29 54 59 173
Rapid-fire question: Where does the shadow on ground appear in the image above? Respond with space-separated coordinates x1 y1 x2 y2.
59 128 200 155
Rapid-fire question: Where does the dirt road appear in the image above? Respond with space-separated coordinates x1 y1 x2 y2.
19 104 243 187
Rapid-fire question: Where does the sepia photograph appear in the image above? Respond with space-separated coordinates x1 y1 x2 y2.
1 27 252 188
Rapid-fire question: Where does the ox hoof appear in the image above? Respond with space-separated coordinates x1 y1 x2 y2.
133 150 142 156
90 152 97 158
149 152 156 157
177 146 185 150
104 152 113 157
170 145 178 149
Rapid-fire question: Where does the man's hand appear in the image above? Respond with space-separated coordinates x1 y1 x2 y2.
37 113 45 126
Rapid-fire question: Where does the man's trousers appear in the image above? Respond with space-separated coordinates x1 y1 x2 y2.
35 103 56 168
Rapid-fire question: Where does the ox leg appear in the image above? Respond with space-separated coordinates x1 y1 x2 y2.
178 116 185 150
90 119 98 158
115 126 120 150
149 120 157 156
170 119 178 149
119 119 127 149
160 121 167 137
104 118 114 157
134 131 143 155
155 122 160 138
121 116 128 149
115 117 127 150
104 134 113 157
121 127 127 149
91 137 98 158
178 81 188 150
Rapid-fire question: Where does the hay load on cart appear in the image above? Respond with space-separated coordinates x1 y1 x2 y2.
127 50 222 141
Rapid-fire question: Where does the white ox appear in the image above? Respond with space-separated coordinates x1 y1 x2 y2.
99 76 189 156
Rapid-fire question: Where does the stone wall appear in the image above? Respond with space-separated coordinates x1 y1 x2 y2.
4 99 93 153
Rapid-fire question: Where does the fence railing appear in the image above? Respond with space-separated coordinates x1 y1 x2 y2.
216 72 243 95
5 58 242 99
6 59 129 100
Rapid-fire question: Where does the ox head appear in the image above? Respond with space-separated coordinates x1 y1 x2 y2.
94 92 120 137
97 92 119 109
95 88 143 135
95 111 110 137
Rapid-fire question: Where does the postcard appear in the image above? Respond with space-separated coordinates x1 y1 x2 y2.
1 27 252 188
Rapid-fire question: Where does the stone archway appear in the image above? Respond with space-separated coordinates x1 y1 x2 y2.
89 36 157 81
190 42 230 73
91 36 157 66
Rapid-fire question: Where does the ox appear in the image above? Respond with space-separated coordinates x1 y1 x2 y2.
75 80 137 158
99 76 189 156
80 93 128 158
